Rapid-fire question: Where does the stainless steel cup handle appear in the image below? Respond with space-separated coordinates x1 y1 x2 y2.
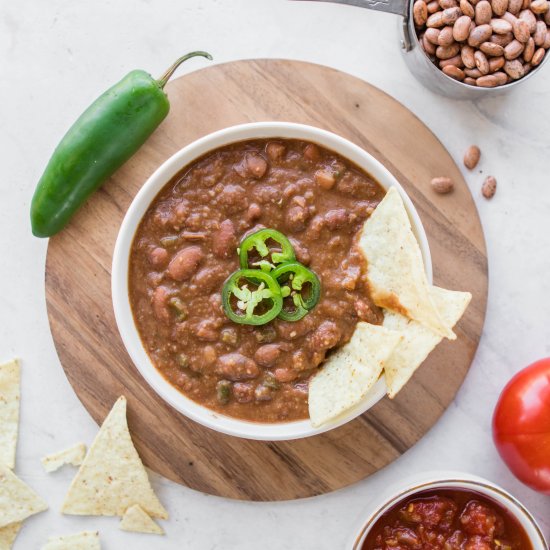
292 0 413 50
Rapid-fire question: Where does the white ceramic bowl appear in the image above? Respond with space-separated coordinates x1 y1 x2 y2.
112 122 432 441
349 471 548 550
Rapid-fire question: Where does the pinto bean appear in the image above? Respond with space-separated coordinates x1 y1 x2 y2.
246 154 268 178
324 208 350 230
287 205 310 232
233 382 254 403
217 184 247 213
167 246 204 281
212 219 236 259
266 142 286 161
254 344 282 367
254 385 273 402
216 353 260 381
303 143 320 162
193 265 226 293
245 202 262 222
151 286 170 323
309 321 341 350
148 247 168 267
289 238 311 265
314 169 336 189
273 367 300 383
194 320 219 342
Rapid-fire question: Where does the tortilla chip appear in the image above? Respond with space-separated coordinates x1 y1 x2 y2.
42 530 100 550
383 286 472 398
0 359 20 469
0 463 48 528
309 322 402 427
41 443 86 473
0 522 22 550
120 504 164 535
358 188 455 340
61 396 167 519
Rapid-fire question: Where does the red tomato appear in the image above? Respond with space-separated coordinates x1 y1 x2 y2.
492 358 550 494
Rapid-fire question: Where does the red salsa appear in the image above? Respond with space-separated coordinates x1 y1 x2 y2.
362 489 533 550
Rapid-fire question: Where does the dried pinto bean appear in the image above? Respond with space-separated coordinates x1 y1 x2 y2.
504 39 525 58
469 24 493 46
475 50 491 72
462 0 477 15
481 41 505 55
524 36 536 60
462 44 478 66
476 73 500 84
438 25 456 44
423 34 438 54
513 18 531 42
464 145 481 169
443 64 466 78
482 176 497 198
437 43 461 58
492 0 509 15
508 0 523 13
454 15 474 39
532 47 546 64
489 55 506 70
531 0 550 11
504 58 526 77
414 0 429 25
431 176 455 193
425 27 442 43
443 6 462 22
519 8 538 31
534 21 547 45
475 0 493 24
493 71 509 83
440 54 465 67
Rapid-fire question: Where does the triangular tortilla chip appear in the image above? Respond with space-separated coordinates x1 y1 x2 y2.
309 323 402 427
0 522 22 550
0 463 48 528
120 504 164 535
42 530 100 550
383 286 472 398
358 188 455 340
61 396 167 519
41 443 87 473
0 359 20 469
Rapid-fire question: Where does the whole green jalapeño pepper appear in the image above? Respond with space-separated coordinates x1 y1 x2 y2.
30 51 212 237
238 228 296 271
272 261 321 321
222 269 283 326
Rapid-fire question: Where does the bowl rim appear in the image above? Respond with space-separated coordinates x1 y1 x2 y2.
350 472 548 550
111 121 433 441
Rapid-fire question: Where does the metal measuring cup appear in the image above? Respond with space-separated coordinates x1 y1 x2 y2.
295 0 549 99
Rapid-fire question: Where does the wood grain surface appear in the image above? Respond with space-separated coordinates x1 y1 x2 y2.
45 59 488 501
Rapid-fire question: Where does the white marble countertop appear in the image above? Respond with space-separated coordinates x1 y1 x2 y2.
1 0 550 548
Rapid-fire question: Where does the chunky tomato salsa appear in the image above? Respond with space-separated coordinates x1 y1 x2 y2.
362 489 532 550
128 138 385 422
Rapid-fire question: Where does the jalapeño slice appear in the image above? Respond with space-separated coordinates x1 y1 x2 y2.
222 269 283 326
239 228 295 272
272 261 321 322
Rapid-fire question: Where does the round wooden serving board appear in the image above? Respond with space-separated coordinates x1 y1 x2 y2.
45 59 488 501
